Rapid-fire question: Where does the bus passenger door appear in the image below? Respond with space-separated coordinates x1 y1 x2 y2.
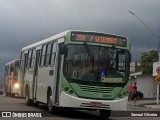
33 50 41 99
20 53 28 97
52 41 63 104
51 42 59 104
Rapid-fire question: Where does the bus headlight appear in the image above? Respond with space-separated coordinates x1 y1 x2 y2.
14 83 19 88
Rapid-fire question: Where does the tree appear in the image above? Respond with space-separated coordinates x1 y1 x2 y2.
140 50 159 74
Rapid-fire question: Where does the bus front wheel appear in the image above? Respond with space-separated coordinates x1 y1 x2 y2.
25 87 32 106
48 91 54 113
99 110 111 119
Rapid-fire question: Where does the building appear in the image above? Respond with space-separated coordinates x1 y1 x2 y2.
129 62 156 98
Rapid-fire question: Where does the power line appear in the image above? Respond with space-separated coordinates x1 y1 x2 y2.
129 11 157 39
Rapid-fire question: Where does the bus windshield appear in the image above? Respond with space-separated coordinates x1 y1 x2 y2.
64 44 130 83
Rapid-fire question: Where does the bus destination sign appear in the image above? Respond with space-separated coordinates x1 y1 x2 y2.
71 32 127 47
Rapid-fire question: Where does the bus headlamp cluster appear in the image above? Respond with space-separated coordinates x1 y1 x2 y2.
118 91 127 98
69 90 73 94
64 87 69 91
14 83 19 88
64 87 73 94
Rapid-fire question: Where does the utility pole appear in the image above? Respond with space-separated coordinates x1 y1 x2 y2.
129 11 157 39
129 11 159 104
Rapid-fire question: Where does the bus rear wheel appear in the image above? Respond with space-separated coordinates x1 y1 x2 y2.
99 110 111 119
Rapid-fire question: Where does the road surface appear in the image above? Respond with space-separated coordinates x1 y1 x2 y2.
0 95 160 120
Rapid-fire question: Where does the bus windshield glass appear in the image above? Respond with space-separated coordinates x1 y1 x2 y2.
64 44 130 83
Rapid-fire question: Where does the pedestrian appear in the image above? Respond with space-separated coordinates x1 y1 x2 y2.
128 83 134 101
132 82 137 106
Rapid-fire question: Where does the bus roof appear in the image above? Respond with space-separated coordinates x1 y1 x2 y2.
21 31 69 51
21 30 128 51
5 59 20 66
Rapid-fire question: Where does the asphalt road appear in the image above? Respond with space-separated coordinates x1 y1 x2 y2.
0 95 160 120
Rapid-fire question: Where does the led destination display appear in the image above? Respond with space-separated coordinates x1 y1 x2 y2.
71 32 127 47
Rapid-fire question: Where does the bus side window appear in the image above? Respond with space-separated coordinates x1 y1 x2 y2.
8 65 11 76
15 61 19 77
40 45 46 66
37 50 41 67
45 43 52 66
20 53 24 69
7 65 10 76
31 49 36 67
51 42 57 65
27 49 33 68
10 64 14 76
24 53 28 68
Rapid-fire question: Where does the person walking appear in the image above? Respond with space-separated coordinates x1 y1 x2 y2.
128 83 134 101
133 82 137 106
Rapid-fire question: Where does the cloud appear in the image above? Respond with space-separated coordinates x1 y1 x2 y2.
0 0 160 77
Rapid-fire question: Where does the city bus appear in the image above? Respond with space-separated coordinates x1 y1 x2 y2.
20 30 131 118
4 59 22 97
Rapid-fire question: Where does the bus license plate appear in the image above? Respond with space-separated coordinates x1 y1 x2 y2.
90 102 102 107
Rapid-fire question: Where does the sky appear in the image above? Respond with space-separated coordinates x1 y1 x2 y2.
0 0 160 80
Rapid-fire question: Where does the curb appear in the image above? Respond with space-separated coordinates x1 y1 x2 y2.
138 103 160 109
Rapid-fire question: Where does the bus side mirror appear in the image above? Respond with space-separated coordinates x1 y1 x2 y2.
59 44 67 55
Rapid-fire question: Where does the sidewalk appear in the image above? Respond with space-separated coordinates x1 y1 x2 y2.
128 99 160 109
145 104 160 109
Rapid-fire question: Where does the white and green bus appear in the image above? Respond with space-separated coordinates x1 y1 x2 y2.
20 30 131 118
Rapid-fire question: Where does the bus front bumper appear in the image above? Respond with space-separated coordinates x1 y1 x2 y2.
12 86 21 96
59 91 128 111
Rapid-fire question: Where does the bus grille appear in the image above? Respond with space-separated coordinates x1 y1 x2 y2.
79 85 114 93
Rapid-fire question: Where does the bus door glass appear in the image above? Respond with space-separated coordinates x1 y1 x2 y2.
22 53 28 85
15 61 19 80
51 42 59 103
10 63 14 81
33 50 41 98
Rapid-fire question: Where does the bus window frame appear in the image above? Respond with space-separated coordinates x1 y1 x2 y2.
44 42 52 67
30 49 36 68
40 44 47 67
27 49 33 68
51 42 58 66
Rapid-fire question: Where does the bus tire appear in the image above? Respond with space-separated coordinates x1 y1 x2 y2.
11 93 15 97
99 110 111 119
48 91 54 113
33 101 39 106
25 87 32 106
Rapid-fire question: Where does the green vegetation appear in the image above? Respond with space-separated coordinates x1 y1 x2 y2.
139 103 157 108
140 50 158 74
